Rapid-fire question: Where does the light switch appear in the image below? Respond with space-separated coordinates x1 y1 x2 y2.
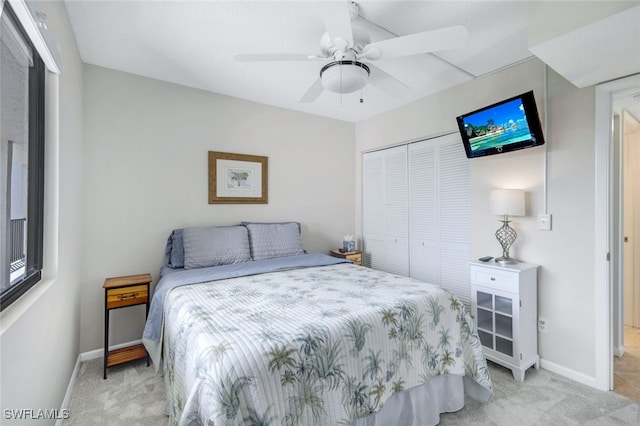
537 213 552 231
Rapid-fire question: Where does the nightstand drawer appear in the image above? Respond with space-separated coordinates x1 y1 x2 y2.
471 267 518 293
106 285 148 309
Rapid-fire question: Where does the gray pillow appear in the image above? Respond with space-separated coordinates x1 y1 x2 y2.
165 229 185 269
182 226 251 269
243 222 305 261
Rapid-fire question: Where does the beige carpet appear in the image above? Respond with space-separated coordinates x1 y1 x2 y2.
441 361 640 425
63 358 165 426
63 358 640 425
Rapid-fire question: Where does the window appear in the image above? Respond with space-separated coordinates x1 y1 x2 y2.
1 2 45 310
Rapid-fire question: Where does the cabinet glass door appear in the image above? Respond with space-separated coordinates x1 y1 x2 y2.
475 291 494 349
478 330 493 348
495 313 513 339
495 295 512 315
494 295 514 356
496 336 513 357
474 288 515 357
477 291 493 309
477 308 493 332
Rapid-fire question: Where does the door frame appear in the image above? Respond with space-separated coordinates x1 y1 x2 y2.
595 73 640 391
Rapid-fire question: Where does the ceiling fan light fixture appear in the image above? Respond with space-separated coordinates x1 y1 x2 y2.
320 60 370 94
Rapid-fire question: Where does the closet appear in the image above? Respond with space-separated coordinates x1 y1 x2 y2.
362 133 471 305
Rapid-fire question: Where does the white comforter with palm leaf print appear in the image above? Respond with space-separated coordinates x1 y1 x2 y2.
161 261 492 425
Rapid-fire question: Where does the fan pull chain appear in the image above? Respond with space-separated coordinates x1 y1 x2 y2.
339 64 343 107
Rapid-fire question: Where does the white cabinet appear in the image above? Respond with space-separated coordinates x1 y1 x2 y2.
470 260 539 381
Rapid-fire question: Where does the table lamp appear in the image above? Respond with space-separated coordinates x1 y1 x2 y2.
490 189 525 264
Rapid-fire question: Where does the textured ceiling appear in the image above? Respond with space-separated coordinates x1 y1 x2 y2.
64 1 640 123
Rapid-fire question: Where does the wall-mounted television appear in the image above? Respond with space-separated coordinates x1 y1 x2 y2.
456 91 545 159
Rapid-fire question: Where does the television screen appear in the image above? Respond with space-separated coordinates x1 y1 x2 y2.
456 91 545 159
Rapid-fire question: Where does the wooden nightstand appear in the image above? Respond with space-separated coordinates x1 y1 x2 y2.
329 249 362 266
103 273 152 379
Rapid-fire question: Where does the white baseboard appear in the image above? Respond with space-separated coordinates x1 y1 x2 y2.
79 339 144 361
56 355 80 426
540 358 600 389
56 339 145 426
613 345 625 358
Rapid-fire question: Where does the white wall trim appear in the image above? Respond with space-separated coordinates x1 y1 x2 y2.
79 339 144 361
594 73 640 392
8 0 61 73
540 358 600 389
360 130 458 155
594 80 613 392
55 355 80 426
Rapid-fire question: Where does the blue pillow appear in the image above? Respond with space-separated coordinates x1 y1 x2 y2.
182 225 251 269
242 222 305 261
165 229 185 268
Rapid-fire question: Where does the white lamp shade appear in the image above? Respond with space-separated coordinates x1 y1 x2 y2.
321 63 368 94
490 189 525 216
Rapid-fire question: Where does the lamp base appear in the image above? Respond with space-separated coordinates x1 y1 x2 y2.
495 256 518 265
495 215 518 266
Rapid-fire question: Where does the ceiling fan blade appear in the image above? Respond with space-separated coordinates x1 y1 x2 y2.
234 53 318 62
367 64 411 98
299 77 325 103
320 1 354 50
361 25 468 60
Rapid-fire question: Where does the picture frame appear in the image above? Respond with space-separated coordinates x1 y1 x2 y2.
208 151 268 204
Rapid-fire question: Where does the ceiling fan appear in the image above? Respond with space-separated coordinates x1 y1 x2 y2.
233 1 468 103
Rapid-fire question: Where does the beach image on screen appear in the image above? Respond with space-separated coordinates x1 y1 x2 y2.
462 98 532 152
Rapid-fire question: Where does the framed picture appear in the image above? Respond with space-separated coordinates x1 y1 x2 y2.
208 151 268 204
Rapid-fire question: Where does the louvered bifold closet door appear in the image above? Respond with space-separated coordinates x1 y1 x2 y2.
437 134 471 306
362 146 409 275
363 151 385 269
408 141 439 284
363 135 468 302
407 134 470 306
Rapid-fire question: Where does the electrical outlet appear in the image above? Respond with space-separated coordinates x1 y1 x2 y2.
537 213 552 231
538 318 548 333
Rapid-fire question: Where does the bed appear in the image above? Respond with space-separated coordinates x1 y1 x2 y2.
143 223 493 425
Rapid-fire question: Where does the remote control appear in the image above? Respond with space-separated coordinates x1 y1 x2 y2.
478 256 493 262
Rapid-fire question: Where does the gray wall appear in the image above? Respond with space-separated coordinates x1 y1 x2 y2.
80 65 355 351
356 58 600 384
